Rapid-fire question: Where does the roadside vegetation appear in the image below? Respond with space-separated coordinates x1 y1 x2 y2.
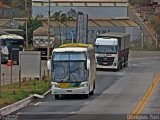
128 0 151 6
0 80 51 108
129 0 160 49
19 17 43 46
130 40 160 51
1 0 32 17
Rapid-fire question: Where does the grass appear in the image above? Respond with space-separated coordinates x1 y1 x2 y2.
0 80 51 108
130 40 160 51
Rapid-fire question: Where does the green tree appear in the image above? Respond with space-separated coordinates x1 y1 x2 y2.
64 15 73 42
52 11 74 44
129 0 151 6
148 15 160 48
52 11 63 44
19 17 42 45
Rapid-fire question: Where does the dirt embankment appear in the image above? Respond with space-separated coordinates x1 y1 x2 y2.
129 51 160 58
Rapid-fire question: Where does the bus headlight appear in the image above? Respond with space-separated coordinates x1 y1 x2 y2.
80 83 88 87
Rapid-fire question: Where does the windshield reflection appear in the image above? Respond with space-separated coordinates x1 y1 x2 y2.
53 62 86 82
1 39 24 47
95 45 117 53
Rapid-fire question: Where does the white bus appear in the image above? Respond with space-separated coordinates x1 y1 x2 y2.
0 34 25 64
47 43 96 99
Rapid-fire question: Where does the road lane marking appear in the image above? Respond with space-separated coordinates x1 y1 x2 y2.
71 111 76 114
128 72 160 119
84 101 89 105
17 112 21 115
34 102 41 106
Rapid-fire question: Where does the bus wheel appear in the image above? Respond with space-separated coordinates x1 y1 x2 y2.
90 90 94 95
55 95 60 99
84 94 89 99
90 83 95 95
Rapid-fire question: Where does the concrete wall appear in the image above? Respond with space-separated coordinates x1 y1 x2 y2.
0 8 20 18
53 26 139 44
32 6 128 19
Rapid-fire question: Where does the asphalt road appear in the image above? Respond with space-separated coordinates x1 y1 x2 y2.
7 56 160 120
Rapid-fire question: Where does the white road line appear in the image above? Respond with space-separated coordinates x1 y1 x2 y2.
17 112 21 115
34 102 41 106
71 111 76 114
96 71 124 76
84 101 89 105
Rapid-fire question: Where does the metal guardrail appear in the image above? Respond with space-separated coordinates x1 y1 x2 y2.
0 89 51 117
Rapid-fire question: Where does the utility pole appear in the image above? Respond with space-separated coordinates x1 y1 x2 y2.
156 34 158 49
47 0 51 78
141 32 144 50
0 38 1 98
25 0 28 48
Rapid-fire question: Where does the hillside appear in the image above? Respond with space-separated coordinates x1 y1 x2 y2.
0 2 10 8
0 0 32 17
0 0 31 10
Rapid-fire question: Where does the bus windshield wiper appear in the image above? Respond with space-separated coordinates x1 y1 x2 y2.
70 73 78 82
60 69 69 82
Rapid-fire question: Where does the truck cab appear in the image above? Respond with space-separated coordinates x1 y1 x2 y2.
95 37 119 69
95 32 130 70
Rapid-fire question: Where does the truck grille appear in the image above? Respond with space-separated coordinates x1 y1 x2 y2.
97 57 114 66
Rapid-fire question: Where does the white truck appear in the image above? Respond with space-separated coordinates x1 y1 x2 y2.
33 27 55 58
95 32 130 70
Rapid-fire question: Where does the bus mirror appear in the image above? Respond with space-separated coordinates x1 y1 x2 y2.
87 59 90 69
47 59 51 70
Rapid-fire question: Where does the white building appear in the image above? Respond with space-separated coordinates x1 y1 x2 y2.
32 0 128 19
32 0 139 42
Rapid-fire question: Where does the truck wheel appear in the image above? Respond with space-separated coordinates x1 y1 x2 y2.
115 63 120 71
124 61 128 67
55 95 60 99
123 56 128 67
120 62 123 69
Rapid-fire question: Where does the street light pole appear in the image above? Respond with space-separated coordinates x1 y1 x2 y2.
156 34 158 49
25 0 28 49
47 0 51 78
141 32 144 50
0 38 1 98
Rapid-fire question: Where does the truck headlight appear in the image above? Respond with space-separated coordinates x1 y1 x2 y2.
52 84 59 88
113 63 117 66
80 83 88 87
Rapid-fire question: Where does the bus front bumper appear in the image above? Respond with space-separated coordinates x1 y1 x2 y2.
52 86 89 95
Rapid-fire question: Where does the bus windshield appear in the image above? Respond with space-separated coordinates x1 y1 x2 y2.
52 52 87 82
95 45 117 53
53 61 86 82
53 52 86 61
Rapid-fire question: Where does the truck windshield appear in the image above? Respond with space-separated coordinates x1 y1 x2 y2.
95 45 117 53
53 62 86 82
4 39 24 47
52 52 87 82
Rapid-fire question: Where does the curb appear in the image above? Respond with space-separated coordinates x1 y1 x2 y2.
0 89 51 116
